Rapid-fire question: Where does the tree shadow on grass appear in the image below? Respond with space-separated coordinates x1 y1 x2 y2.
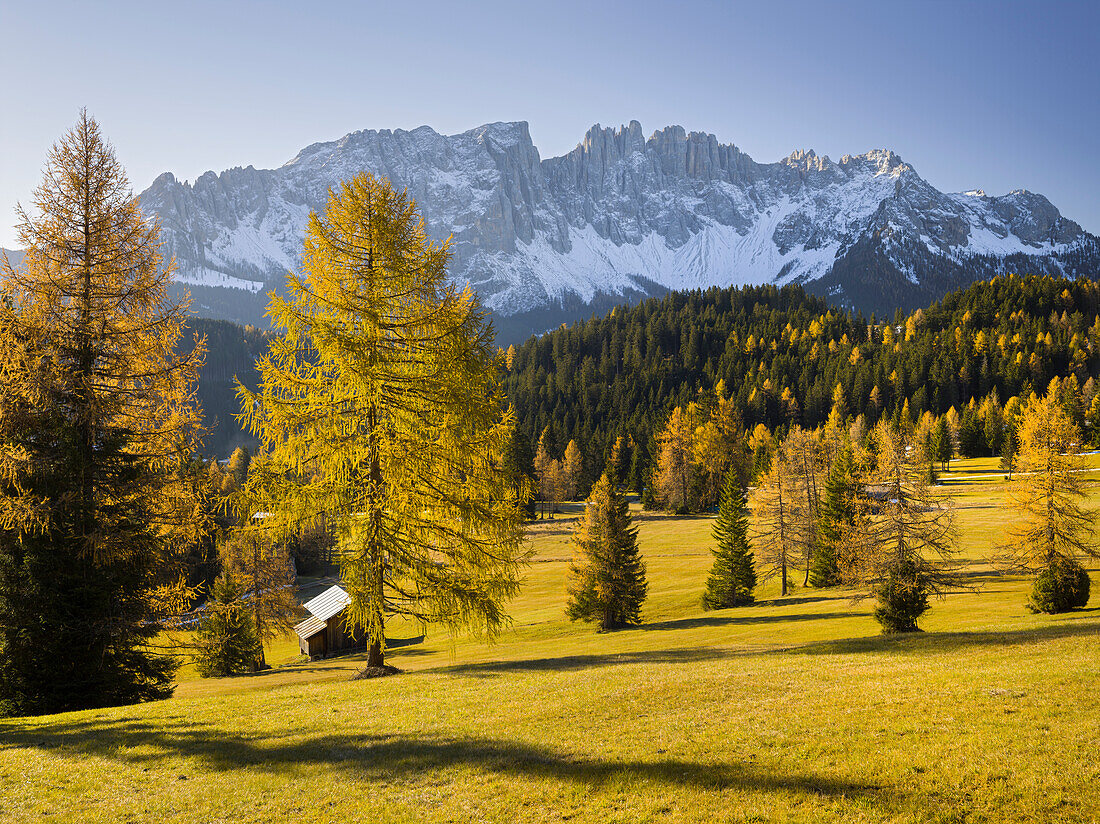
0 721 889 805
788 619 1100 656
753 594 847 607
435 646 731 676
640 611 865 633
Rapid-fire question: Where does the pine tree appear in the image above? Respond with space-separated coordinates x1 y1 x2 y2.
0 113 205 716
194 574 262 677
239 173 529 669
566 473 647 630
628 439 649 496
1001 392 1097 612
811 442 856 588
702 469 756 609
502 427 537 518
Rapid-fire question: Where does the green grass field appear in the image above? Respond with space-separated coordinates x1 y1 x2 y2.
2 457 1099 823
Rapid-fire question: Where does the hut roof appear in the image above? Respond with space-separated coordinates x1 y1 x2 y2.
303 585 351 623
294 614 327 640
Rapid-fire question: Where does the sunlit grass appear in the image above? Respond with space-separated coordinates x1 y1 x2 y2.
1 457 1098 823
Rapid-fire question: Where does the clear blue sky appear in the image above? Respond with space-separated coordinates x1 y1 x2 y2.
2 0 1098 248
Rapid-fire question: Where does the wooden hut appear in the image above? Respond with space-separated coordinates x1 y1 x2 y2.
294 585 366 659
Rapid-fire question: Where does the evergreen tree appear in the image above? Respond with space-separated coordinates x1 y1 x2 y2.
562 439 584 501
701 469 756 609
503 426 538 518
628 438 649 496
566 473 647 630
1001 392 1098 612
0 113 204 715
931 417 953 471
811 443 857 588
194 574 262 677
239 174 529 669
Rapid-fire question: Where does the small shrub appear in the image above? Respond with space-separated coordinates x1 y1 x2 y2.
1028 560 1091 614
872 560 929 633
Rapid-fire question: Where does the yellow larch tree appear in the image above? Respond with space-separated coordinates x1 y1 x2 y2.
0 111 205 715
238 173 529 670
654 403 697 513
1001 391 1097 612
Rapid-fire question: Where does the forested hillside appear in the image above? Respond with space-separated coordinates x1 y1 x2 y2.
179 318 269 457
505 274 1100 477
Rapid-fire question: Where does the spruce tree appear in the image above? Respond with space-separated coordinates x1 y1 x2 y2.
194 574 262 677
0 113 204 715
810 443 856 588
702 469 756 609
931 417 953 471
566 473 647 630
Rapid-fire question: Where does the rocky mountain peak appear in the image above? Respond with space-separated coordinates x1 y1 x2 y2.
139 119 1099 338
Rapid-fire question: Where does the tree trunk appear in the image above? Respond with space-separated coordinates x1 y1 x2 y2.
367 638 384 668
254 608 266 669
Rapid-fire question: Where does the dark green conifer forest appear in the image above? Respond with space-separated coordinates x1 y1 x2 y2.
503 275 1100 477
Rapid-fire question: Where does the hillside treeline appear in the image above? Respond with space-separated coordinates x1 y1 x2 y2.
179 318 269 456
504 274 1100 491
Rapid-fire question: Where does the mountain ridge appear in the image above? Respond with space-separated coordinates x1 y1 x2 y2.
128 120 1100 338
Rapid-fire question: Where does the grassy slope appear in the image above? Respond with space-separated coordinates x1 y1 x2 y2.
2 458 1099 823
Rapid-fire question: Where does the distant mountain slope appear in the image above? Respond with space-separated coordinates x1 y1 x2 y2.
1 249 24 271
130 121 1099 339
504 273 1100 476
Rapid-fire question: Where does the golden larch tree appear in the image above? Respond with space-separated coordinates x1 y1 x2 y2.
562 439 584 501
655 404 697 513
0 111 205 715
840 421 962 633
239 173 529 670
1001 391 1097 612
751 435 803 597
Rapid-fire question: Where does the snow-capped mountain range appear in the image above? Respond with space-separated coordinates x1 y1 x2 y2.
140 120 1099 337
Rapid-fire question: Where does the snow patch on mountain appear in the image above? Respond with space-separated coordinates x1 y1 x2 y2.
138 120 1098 326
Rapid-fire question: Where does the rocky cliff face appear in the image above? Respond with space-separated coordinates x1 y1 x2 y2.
140 120 1099 334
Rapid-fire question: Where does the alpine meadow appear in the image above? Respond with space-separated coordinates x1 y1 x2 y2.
2 4 1100 820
